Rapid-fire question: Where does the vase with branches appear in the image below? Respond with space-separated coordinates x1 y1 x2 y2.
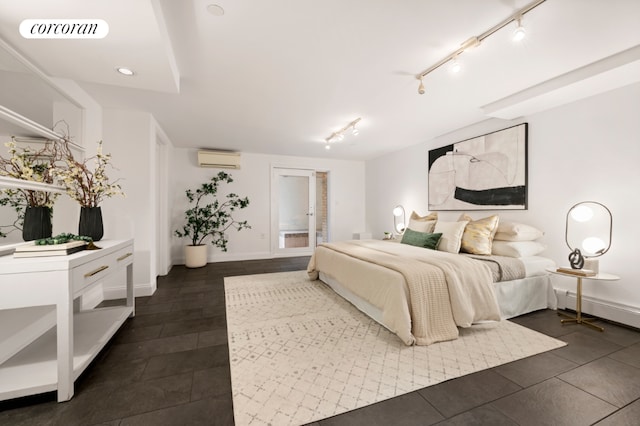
53 140 125 240
0 138 62 240
175 171 250 267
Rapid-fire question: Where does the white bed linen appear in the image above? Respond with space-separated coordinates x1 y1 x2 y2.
320 271 558 330
314 250 557 339
520 256 556 277
308 240 502 345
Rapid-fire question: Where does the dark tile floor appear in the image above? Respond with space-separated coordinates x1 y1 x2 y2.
1 256 639 426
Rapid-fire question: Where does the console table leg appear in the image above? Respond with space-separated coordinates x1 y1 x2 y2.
126 263 135 317
575 277 583 322
56 287 74 402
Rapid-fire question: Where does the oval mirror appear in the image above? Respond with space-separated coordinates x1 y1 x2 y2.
565 201 612 258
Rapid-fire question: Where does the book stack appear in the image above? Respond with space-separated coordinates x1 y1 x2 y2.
13 240 88 258
556 266 597 277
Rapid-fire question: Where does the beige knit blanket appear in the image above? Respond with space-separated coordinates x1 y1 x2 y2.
307 240 501 346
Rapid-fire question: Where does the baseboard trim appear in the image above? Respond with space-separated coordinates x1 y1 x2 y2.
172 250 311 267
554 288 640 329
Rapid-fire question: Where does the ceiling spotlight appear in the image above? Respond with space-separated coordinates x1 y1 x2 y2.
513 16 526 41
352 126 359 136
116 67 135 76
450 56 461 73
418 77 425 95
325 144 331 150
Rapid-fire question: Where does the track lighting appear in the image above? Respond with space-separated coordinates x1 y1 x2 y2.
415 0 546 95
324 117 362 148
513 16 526 41
450 55 461 73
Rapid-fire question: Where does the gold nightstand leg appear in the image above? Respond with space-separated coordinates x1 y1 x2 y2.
557 277 604 332
580 319 604 332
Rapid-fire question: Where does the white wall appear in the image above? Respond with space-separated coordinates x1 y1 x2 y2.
170 149 366 264
101 109 156 297
366 83 640 327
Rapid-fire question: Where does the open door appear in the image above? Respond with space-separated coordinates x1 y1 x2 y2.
271 167 316 255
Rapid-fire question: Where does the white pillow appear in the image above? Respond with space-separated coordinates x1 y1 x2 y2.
434 220 468 253
408 218 436 233
492 241 546 257
494 222 544 242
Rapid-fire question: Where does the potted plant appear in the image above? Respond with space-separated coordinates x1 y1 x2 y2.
53 140 125 241
0 138 61 241
175 171 250 268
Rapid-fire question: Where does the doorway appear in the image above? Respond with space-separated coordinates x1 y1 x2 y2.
271 167 328 256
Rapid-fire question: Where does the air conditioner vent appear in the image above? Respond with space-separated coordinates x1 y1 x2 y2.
197 150 241 169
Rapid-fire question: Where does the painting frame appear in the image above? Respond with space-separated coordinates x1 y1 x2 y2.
428 123 528 211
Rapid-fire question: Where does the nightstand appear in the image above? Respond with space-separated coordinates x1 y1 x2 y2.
546 267 619 332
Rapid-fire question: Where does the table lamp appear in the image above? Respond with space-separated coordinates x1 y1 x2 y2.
393 205 406 235
565 201 612 273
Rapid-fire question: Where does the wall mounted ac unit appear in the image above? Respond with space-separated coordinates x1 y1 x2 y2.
197 150 241 169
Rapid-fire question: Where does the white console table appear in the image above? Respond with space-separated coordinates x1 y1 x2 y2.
0 239 134 402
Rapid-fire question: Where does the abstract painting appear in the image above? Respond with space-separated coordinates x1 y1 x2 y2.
428 123 528 211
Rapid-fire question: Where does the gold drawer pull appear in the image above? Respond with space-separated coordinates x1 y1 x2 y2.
117 252 133 261
84 265 109 278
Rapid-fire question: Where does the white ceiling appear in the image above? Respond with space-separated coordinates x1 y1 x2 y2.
0 0 639 160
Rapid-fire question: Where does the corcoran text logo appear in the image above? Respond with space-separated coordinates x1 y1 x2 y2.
20 19 109 39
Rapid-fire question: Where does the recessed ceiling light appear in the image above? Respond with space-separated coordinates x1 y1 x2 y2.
207 4 225 16
116 67 135 76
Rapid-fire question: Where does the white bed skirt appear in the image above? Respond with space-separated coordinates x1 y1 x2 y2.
319 271 557 328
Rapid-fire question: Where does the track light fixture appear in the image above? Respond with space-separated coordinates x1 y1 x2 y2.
513 16 526 42
415 0 546 94
418 77 425 95
324 117 361 148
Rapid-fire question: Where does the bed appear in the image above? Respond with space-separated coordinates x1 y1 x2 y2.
307 229 556 346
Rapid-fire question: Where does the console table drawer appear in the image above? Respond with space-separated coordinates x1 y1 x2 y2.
72 256 116 295
114 246 134 268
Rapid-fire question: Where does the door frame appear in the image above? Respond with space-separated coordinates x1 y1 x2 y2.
270 166 316 257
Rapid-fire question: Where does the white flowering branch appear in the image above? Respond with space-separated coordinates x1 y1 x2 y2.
0 138 61 208
53 140 125 208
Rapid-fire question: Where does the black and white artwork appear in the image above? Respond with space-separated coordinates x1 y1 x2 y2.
428 123 528 211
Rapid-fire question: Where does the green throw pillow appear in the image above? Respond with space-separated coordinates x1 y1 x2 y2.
400 229 442 250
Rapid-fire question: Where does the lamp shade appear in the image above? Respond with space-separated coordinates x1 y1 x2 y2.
566 201 612 258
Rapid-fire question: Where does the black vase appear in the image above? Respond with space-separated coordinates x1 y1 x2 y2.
79 207 104 241
22 206 53 241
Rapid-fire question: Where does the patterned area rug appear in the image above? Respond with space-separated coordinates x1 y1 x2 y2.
225 271 565 426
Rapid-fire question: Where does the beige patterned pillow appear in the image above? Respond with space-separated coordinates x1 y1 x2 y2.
458 214 500 255
407 218 436 233
410 211 438 221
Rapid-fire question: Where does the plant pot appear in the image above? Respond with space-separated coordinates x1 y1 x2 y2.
22 206 53 241
79 207 104 241
185 244 207 268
